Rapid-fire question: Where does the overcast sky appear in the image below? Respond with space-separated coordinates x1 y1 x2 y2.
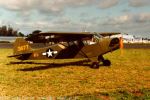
0 0 150 38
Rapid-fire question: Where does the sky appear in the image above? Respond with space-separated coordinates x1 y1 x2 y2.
0 0 150 38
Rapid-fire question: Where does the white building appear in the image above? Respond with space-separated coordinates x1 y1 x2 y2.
111 34 150 43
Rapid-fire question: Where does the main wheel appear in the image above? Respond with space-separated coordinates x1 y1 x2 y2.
90 62 99 69
103 60 111 66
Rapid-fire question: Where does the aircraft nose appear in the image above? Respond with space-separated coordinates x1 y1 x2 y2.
109 38 120 47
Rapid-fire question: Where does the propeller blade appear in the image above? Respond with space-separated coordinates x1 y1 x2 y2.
119 37 123 49
119 37 124 56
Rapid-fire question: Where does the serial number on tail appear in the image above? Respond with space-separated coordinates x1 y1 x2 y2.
17 45 29 51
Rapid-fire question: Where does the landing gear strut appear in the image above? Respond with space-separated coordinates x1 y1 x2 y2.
98 55 111 66
90 55 111 68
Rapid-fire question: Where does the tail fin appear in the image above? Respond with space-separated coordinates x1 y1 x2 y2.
13 38 32 55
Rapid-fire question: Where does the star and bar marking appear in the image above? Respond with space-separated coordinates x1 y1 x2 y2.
42 49 58 57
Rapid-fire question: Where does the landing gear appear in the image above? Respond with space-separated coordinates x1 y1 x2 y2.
91 62 99 69
98 55 111 66
103 59 111 66
90 55 111 68
98 55 104 61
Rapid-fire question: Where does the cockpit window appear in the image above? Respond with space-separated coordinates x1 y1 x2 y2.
83 40 96 45
94 33 103 39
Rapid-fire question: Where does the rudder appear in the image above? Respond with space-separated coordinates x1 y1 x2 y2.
13 38 32 55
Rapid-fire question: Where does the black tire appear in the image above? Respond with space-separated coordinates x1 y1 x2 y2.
90 62 99 69
103 60 111 66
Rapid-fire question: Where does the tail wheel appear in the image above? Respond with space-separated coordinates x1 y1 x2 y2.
103 60 111 66
90 62 99 69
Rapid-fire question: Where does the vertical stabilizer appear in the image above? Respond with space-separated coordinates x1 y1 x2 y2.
13 38 32 55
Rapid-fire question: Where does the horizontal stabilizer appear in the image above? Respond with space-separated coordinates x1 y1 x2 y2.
8 52 32 58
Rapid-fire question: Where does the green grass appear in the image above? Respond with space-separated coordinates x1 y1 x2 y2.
0 49 149 99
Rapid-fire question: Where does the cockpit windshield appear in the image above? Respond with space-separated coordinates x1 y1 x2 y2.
94 33 103 39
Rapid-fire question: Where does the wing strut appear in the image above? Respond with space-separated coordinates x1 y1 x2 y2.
72 41 91 61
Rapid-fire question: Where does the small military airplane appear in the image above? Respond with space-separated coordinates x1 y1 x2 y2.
8 32 121 68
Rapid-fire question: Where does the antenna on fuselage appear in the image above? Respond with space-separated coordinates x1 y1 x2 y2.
82 26 87 32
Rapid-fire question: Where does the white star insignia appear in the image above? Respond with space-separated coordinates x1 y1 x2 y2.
42 49 58 57
47 49 53 57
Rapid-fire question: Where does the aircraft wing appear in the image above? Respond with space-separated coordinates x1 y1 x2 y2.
99 32 121 37
38 32 93 42
25 31 121 43
39 32 120 37
39 31 91 35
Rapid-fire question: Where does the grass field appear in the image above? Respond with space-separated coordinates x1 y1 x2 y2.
0 49 149 99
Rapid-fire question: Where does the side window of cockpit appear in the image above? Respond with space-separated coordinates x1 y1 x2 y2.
68 41 74 46
68 41 81 45
83 40 96 45
93 35 100 42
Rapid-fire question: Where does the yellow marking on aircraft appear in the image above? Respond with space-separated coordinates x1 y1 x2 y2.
58 44 65 49
33 53 39 57
17 45 29 51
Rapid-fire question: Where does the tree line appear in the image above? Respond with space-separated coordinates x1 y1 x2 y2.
0 25 24 37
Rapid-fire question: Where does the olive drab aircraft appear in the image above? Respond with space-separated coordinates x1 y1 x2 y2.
8 32 122 68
